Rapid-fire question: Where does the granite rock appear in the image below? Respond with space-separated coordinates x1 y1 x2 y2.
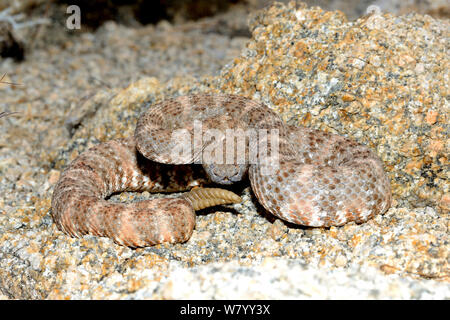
217 1 449 212
0 2 448 299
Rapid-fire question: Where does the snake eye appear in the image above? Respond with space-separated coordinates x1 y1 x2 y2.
203 163 248 185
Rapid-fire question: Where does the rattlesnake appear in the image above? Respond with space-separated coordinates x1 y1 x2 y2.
51 93 391 247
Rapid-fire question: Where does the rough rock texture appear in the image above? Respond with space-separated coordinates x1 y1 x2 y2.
218 2 449 212
4 0 448 19
0 2 448 299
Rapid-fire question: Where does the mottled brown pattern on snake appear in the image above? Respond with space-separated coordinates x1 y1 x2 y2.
51 137 241 247
135 93 391 228
52 93 391 248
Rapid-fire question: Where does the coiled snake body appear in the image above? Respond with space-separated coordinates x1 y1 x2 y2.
52 93 391 247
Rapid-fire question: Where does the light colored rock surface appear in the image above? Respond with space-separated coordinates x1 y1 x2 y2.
218 2 449 212
0 2 448 299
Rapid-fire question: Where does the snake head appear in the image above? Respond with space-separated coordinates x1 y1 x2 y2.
202 163 248 185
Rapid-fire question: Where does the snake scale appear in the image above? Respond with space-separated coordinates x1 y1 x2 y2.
51 93 391 247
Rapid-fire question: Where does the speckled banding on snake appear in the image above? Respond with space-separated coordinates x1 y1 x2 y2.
52 93 391 247
51 137 241 247
135 93 391 227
